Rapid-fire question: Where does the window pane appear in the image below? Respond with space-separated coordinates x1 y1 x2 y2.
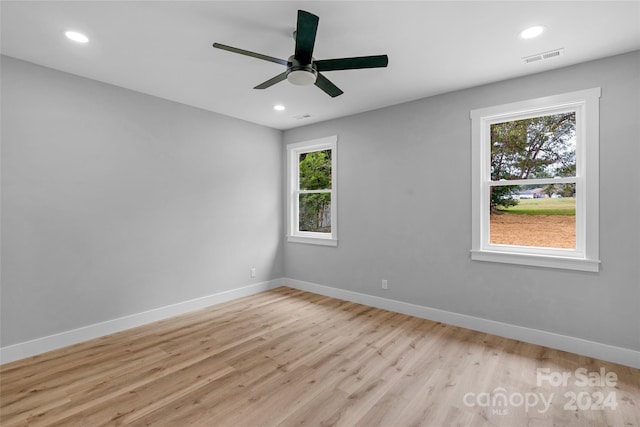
299 193 331 232
489 185 576 249
491 113 576 180
299 149 332 190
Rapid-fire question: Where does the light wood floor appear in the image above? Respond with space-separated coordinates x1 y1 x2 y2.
1 287 639 426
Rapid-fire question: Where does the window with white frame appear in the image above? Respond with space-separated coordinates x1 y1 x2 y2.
287 136 337 246
470 88 600 271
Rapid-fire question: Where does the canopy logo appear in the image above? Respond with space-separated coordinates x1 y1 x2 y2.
463 388 553 415
462 367 619 416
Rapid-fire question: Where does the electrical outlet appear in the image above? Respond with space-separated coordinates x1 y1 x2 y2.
250 268 257 278
382 279 388 290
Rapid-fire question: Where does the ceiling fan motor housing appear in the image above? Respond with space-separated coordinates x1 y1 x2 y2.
286 56 318 85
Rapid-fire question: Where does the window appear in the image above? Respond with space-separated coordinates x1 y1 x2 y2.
470 88 600 271
287 136 337 246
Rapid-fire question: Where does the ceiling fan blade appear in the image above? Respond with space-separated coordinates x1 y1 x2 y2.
314 55 389 72
254 72 288 89
213 43 288 66
294 10 319 64
315 73 343 97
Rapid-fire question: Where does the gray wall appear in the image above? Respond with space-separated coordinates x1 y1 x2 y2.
283 51 640 352
1 56 284 347
2 52 638 354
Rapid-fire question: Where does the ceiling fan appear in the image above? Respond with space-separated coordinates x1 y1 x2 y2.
213 10 389 97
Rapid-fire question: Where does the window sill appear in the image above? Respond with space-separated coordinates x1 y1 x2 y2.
287 235 338 247
470 250 600 272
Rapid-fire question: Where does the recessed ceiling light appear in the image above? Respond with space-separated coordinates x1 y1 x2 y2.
273 105 285 111
520 26 546 39
65 31 89 43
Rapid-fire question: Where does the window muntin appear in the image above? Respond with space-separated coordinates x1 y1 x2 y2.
287 136 337 246
471 88 600 271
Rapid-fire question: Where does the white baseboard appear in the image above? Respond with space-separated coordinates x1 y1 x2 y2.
0 279 282 365
4 277 638 369
284 278 640 369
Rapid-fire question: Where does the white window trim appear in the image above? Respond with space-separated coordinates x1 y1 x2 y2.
287 136 338 246
470 88 600 272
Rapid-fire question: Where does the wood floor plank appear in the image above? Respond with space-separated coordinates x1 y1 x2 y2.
1 287 638 427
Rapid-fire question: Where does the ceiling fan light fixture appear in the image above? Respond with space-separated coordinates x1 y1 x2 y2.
286 69 317 86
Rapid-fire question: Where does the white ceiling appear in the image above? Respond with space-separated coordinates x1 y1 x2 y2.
2 1 639 130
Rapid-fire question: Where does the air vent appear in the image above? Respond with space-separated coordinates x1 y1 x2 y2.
523 48 564 64
294 114 312 120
